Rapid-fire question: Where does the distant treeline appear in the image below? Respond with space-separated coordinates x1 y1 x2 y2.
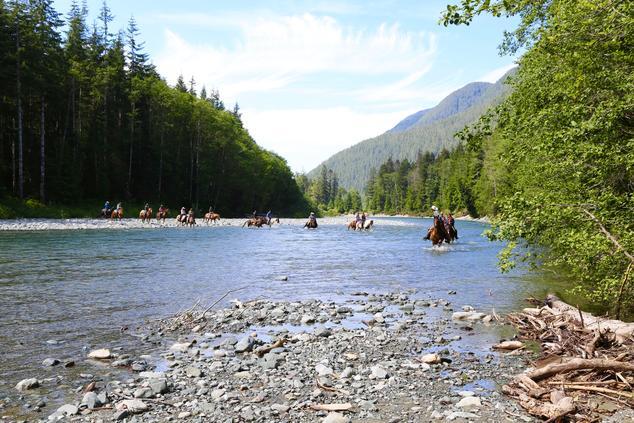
0 0 308 216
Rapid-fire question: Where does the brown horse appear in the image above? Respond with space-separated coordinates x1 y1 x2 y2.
111 208 123 220
347 220 357 230
156 208 169 223
242 216 268 228
203 212 220 224
176 214 196 227
428 216 450 246
139 208 153 223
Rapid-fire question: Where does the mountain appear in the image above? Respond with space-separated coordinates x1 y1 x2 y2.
308 70 515 191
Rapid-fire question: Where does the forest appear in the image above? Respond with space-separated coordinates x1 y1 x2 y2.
0 0 309 217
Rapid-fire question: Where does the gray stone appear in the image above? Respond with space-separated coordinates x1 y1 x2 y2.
314 327 332 338
315 363 333 376
178 411 192 418
111 358 133 367
133 387 154 398
235 336 255 353
81 392 99 409
149 379 168 395
15 378 39 391
56 404 78 416
456 396 481 409
114 409 130 420
260 353 281 370
370 365 389 379
185 365 203 378
271 403 290 413
447 411 480 420
42 358 60 367
322 412 349 423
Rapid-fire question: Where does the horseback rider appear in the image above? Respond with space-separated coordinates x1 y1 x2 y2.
144 203 149 213
266 210 272 224
423 205 439 240
355 212 361 224
448 213 458 239
159 204 166 214
180 206 187 222
103 201 111 216
361 212 367 229
116 202 122 212
209 206 213 213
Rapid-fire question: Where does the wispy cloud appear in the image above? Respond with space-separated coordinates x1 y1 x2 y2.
154 13 437 101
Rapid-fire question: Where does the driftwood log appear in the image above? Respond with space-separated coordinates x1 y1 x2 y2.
502 295 634 421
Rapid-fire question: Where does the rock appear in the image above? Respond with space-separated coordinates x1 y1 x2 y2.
116 399 148 413
81 392 100 409
276 275 289 281
419 353 441 364
133 387 154 398
458 390 475 397
169 341 193 352
113 409 130 420
185 366 203 378
462 305 475 312
336 306 352 314
271 403 290 413
56 404 79 416
261 353 282 369
97 391 108 405
139 371 164 379
178 411 191 418
211 388 226 401
301 314 316 324
447 411 480 420
315 363 334 376
149 379 168 395
456 396 481 409
314 327 332 337
400 303 414 313
15 378 39 391
111 358 133 367
452 311 486 321
63 360 75 368
87 348 111 359
340 367 354 378
322 412 349 423
370 365 389 379
235 336 255 353
42 358 60 367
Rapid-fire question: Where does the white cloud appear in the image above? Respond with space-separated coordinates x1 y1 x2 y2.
154 13 436 101
242 107 412 172
478 63 517 83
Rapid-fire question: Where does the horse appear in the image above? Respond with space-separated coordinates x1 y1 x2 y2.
156 208 169 223
347 220 358 230
362 220 374 230
428 216 451 246
203 212 220 224
99 208 113 218
111 208 123 220
242 216 267 228
139 208 153 223
176 214 195 226
304 219 318 229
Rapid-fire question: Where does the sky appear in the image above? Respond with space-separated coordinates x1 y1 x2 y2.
52 0 519 172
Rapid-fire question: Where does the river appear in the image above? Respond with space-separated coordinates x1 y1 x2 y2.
0 216 567 411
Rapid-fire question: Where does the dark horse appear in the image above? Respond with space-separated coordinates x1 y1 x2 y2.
428 216 451 246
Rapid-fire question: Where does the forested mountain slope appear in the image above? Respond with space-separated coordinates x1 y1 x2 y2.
309 71 513 191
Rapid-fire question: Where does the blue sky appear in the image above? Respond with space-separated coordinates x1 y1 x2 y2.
52 0 519 172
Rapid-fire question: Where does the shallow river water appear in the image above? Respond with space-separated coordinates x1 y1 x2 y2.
0 216 566 407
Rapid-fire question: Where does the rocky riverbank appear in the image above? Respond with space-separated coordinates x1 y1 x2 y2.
3 289 546 422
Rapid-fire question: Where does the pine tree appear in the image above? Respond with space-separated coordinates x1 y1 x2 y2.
175 74 187 92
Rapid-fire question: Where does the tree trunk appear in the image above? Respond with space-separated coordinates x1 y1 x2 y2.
40 97 46 202
16 19 24 199
127 103 134 197
158 129 163 196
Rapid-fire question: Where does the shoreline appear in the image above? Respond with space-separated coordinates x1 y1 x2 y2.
6 289 535 422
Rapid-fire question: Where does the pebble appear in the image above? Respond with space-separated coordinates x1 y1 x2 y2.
185 365 203 378
456 396 482 409
42 358 60 367
323 412 349 423
87 348 111 359
15 378 39 391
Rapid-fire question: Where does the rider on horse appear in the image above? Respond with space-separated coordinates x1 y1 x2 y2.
423 205 439 240
103 201 111 216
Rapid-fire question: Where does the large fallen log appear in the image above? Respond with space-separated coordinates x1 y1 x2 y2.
526 357 634 381
546 294 634 342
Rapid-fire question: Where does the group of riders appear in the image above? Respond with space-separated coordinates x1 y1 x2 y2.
101 201 457 243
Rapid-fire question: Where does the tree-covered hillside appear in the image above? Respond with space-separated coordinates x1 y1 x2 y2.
0 0 308 217
308 72 513 191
